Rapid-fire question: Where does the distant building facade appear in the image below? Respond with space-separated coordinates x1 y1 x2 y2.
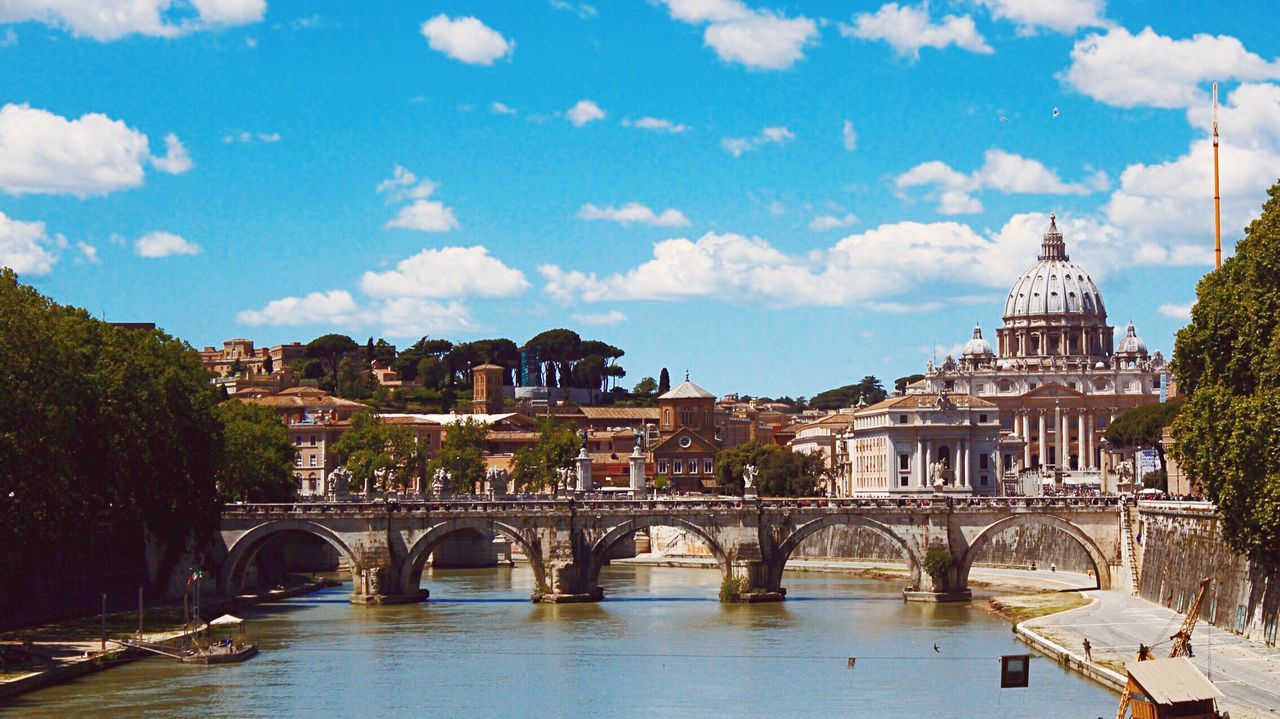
651 377 721 493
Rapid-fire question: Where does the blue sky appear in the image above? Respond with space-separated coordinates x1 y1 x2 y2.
3 0 1279 397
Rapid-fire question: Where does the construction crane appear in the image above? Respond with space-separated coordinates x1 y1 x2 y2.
1116 577 1213 718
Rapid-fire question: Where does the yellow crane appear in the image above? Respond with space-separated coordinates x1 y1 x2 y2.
1116 577 1213 718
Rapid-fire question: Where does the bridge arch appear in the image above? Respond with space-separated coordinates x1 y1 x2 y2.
771 514 922 590
398 518 545 597
220 519 358 595
959 513 1110 591
586 516 731 589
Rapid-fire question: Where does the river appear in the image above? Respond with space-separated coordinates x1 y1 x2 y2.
3 565 1116 717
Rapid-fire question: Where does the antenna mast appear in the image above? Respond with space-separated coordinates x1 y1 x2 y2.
1213 82 1222 271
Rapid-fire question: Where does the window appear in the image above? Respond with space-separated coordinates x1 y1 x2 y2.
979 414 988 423
998 379 1013 392
309 455 317 467
294 436 302 446
1028 382 1038 390
309 435 317 446
704 459 714 474
898 414 908 424
979 453 989 470
673 460 683 474
663 409 672 426
900 476 909 487
295 453 302 467
944 380 955 391
899 453 910 471
980 475 988 486
658 461 668 475
1068 382 1077 391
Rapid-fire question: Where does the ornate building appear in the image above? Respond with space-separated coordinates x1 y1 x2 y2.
919 215 1166 490
651 376 721 493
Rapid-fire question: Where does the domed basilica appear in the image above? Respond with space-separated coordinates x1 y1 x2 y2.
918 215 1166 492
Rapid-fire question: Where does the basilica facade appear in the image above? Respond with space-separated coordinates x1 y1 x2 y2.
918 215 1166 490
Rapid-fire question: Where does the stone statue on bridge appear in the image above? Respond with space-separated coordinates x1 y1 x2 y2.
555 466 576 494
743 464 758 497
930 460 947 488
326 466 352 499
432 468 451 497
486 467 510 497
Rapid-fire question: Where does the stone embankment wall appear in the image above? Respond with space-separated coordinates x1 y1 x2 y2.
649 523 1094 573
1137 503 1279 644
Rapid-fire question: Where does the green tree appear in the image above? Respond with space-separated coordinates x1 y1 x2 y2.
335 356 375 399
809 375 886 410
895 374 925 394
511 418 581 492
305 333 358 388
524 328 582 388
633 376 658 396
332 411 419 493
215 401 295 502
714 442 823 496
428 418 488 494
262 353 274 374
1104 400 1183 480
1171 181 1280 568
416 356 447 388
658 367 671 395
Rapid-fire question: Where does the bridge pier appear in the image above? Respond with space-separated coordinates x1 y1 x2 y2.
725 558 784 603
350 564 429 605
534 561 604 603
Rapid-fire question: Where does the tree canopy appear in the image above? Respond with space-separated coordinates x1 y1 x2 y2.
215 401 295 502
1104 400 1182 479
714 442 824 497
1171 181 1280 568
511 418 581 492
427 418 488 494
810 375 886 410
332 411 420 493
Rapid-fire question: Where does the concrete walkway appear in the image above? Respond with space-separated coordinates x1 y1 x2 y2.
1027 590 1280 717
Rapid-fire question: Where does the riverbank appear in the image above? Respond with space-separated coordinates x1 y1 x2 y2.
0 577 337 704
1017 589 1280 719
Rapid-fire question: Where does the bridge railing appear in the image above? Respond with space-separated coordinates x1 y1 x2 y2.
222 495 1123 516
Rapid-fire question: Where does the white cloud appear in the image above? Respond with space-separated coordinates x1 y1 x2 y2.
896 149 1107 214
1064 27 1280 109
490 101 516 115
549 1 596 19
842 3 993 58
134 231 200 258
722 125 794 157
808 213 858 231
223 131 280 143
573 310 627 326
239 246 529 336
623 116 689 133
0 0 264 40
567 99 605 127
0 211 59 275
237 290 362 326
1158 303 1193 321
1103 83 1280 247
841 120 857 151
656 0 817 71
1 28 16 46
578 202 691 227
150 133 192 174
191 0 265 26
0 104 193 196
975 0 1107 35
76 241 98 263
378 166 458 232
360 246 529 299
540 211 1189 309
386 200 459 232
420 14 514 65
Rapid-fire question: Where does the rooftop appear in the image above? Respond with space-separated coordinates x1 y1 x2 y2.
861 393 997 413
659 378 716 400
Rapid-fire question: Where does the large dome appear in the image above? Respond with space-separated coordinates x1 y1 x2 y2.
1002 215 1106 320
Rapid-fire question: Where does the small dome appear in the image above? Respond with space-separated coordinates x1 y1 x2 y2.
1116 323 1148 356
962 324 994 357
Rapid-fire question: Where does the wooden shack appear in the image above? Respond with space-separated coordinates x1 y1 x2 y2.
1123 658 1223 719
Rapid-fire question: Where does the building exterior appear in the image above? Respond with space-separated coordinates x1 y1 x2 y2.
788 411 856 494
200 338 306 377
651 377 721 493
918 216 1166 490
235 386 370 496
471 363 506 415
844 393 1002 496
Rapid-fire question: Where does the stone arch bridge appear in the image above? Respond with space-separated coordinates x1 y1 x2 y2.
216 497 1123 604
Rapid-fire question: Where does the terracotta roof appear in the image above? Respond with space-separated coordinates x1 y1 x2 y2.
659 379 715 400
579 406 661 420
860 393 997 413
472 363 505 370
278 386 330 396
797 413 856 430
237 393 369 410
378 415 440 426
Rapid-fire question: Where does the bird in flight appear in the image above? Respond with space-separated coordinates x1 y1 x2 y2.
1052 107 1061 118
933 643 941 653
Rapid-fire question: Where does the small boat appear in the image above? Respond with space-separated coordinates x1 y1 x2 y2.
179 614 258 665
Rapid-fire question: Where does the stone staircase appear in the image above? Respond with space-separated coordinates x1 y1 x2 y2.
1119 502 1142 594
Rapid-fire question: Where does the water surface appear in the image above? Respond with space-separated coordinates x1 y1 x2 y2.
4 566 1115 717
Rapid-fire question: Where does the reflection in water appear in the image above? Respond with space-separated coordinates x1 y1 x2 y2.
4 565 1115 718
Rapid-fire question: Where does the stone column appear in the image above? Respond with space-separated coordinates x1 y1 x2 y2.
1086 414 1095 470
1054 406 1064 469
1020 413 1031 468
960 440 968 487
1037 412 1046 468
1076 411 1086 470
924 441 932 488
575 447 592 492
916 439 925 487
628 443 646 497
